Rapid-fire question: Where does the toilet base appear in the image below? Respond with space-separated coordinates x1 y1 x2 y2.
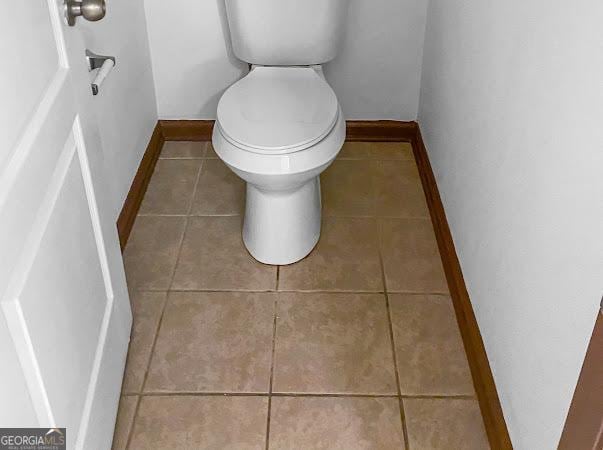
243 177 321 265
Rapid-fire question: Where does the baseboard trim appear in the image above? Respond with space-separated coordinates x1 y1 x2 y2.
346 120 416 141
159 120 214 141
116 122 164 251
157 119 417 142
559 309 603 449
412 125 513 449
117 120 513 448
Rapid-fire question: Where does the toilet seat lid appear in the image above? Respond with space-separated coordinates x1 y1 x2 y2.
217 66 339 154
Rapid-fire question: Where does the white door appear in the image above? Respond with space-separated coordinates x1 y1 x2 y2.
0 1 132 449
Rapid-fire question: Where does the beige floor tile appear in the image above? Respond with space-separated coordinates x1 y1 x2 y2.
171 216 277 290
191 159 245 215
160 141 207 159
129 396 268 450
373 160 430 218
337 142 374 159
138 159 201 215
145 292 274 393
123 216 186 290
338 142 414 160
122 292 166 393
279 218 383 291
269 396 404 449
380 218 448 293
111 395 137 450
273 293 396 394
371 141 414 160
321 160 376 217
390 294 474 395
204 142 219 158
404 398 489 449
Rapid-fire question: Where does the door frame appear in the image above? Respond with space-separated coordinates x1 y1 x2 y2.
559 303 603 449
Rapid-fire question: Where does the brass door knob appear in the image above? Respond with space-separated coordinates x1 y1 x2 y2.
65 0 106 26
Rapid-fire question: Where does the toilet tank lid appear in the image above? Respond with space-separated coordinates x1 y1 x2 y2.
217 67 339 154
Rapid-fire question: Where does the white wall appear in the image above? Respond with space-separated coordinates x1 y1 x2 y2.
325 0 427 120
81 0 158 220
418 2 603 448
143 0 428 120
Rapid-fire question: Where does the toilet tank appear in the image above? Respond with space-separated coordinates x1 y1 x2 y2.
224 0 349 66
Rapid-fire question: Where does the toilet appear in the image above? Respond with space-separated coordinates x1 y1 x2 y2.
213 0 350 265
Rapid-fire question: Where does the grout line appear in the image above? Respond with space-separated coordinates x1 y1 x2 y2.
123 395 141 450
130 391 474 399
137 213 188 217
201 141 210 157
124 160 206 449
275 266 280 291
125 158 205 449
265 298 278 450
126 158 207 449
400 394 476 400
158 157 211 160
382 290 450 296
130 288 451 296
188 213 242 217
377 220 410 450
136 291 170 395
164 216 189 289
271 392 399 398
186 158 205 217
158 157 204 160
149 288 386 294
125 291 169 450
164 159 205 291
141 391 269 397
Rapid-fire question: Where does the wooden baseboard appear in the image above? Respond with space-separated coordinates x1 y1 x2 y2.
117 119 512 449
346 120 416 141
412 125 512 449
116 122 164 251
559 310 603 449
157 119 417 143
159 120 214 141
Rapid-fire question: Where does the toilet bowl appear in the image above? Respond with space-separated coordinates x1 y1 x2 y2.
213 66 345 265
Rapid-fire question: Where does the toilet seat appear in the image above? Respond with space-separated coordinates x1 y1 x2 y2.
217 66 339 155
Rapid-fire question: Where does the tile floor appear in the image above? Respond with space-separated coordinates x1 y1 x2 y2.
114 141 490 449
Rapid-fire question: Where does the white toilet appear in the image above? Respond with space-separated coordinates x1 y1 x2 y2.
213 0 350 265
